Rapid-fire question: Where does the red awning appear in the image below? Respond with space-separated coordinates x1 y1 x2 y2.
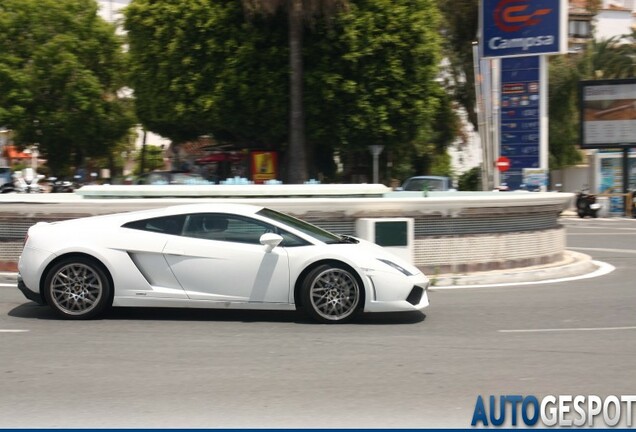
195 152 246 164
195 153 227 164
2 146 30 159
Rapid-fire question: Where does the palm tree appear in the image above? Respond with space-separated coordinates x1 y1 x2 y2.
242 0 348 183
579 35 636 79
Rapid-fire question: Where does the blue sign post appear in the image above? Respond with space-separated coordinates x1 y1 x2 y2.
481 0 567 59
500 56 541 189
478 0 564 190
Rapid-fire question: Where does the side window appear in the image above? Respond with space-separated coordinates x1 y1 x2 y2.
181 213 308 246
182 214 231 241
148 173 169 185
123 215 185 235
182 213 268 244
278 231 309 247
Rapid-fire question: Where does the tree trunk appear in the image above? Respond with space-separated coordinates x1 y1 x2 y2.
287 0 307 183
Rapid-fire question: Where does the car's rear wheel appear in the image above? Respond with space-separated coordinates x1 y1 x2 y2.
43 257 111 319
301 264 362 323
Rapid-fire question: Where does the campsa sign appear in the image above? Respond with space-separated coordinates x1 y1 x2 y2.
481 0 567 58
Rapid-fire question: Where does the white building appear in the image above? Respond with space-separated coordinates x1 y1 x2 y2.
595 1 635 40
97 0 130 25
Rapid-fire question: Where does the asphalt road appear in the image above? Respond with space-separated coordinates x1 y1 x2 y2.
0 217 635 428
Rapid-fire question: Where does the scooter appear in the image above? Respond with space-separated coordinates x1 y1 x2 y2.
48 177 77 193
576 189 601 218
14 168 43 193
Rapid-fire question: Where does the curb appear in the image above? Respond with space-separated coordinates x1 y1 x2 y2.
430 250 599 288
0 272 18 285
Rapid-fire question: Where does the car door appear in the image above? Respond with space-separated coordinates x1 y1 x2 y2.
162 213 290 303
118 214 189 299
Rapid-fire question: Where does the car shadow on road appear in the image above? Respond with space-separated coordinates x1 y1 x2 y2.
8 303 425 325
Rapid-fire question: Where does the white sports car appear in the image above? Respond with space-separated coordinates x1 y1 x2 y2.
17 204 429 323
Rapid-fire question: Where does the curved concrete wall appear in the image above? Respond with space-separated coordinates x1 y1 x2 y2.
0 190 573 273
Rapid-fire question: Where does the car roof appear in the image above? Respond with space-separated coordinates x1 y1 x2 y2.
55 203 266 228
406 175 448 180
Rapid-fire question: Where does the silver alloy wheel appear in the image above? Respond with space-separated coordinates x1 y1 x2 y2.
49 263 104 316
309 268 360 321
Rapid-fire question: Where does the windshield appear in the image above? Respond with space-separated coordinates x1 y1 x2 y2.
405 178 446 191
257 208 343 244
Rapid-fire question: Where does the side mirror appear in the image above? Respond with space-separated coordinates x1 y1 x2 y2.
260 233 283 252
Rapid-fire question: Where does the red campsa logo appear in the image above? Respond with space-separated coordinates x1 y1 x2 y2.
494 0 552 33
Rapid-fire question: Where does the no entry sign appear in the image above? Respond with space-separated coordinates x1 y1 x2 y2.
496 156 511 172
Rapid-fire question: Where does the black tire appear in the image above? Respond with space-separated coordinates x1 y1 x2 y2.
577 210 585 218
43 256 112 319
300 264 362 324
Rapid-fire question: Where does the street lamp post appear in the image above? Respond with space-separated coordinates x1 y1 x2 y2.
368 145 384 184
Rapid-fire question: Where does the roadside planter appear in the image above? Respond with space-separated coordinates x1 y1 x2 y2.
0 187 573 274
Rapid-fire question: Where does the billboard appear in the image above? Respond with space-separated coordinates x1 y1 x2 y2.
481 0 567 58
251 151 278 184
500 56 541 189
580 79 636 149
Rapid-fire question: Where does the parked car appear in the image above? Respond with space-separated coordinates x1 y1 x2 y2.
397 176 453 192
0 166 14 193
17 203 429 323
134 170 211 185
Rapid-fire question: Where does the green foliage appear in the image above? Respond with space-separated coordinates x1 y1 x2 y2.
548 55 583 169
134 145 165 175
125 0 288 145
549 35 636 169
457 166 480 191
436 0 479 129
0 0 134 174
125 0 446 182
305 0 448 180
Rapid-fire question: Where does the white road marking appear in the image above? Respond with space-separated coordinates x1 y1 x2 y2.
0 283 16 288
499 326 636 334
568 232 636 235
569 247 636 254
0 329 29 333
432 260 615 290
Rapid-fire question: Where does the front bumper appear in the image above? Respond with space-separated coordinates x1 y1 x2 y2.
364 269 430 313
17 274 45 305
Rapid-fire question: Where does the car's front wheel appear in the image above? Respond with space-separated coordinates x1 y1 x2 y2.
43 257 112 319
301 264 362 323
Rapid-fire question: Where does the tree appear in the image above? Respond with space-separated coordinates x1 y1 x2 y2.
437 0 479 129
125 0 445 182
458 166 480 191
125 1 289 147
0 0 134 175
241 0 349 183
549 34 636 169
304 0 449 181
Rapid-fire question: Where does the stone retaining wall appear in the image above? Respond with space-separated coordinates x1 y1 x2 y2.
0 192 574 273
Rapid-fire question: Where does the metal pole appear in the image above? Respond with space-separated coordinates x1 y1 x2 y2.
368 145 384 184
491 58 500 189
623 147 630 194
140 129 147 174
539 55 549 191
473 42 490 191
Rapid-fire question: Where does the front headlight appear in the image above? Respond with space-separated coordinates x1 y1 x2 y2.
377 258 414 276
